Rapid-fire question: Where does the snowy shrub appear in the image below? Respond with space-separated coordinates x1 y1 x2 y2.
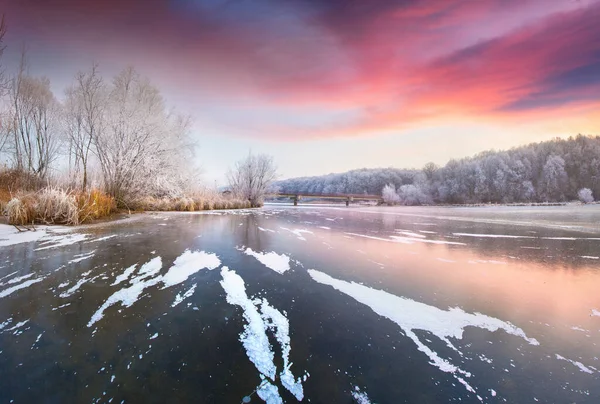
578 188 594 203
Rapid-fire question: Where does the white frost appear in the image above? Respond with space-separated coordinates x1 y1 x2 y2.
161 250 220 288
243 248 290 275
308 269 539 397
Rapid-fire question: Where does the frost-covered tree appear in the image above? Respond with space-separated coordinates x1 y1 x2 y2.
578 188 594 203
382 183 399 204
6 53 62 179
93 67 193 201
538 155 568 201
227 152 277 207
64 64 106 190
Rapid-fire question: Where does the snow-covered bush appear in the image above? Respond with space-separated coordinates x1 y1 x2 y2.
578 188 594 203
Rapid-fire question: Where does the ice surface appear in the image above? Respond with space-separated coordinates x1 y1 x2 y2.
308 269 539 398
243 248 290 275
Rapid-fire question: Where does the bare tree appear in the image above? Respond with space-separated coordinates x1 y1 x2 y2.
227 152 277 207
64 64 105 190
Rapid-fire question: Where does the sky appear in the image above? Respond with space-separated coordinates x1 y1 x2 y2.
1 0 599 185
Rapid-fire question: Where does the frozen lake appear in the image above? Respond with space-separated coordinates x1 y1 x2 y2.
1 205 600 403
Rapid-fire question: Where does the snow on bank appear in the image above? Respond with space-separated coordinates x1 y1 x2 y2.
89 251 220 327
307 269 539 398
0 225 48 247
242 248 290 275
555 354 595 374
220 267 306 402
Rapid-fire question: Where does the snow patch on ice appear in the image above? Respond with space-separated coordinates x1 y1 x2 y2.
592 309 600 317
280 227 313 241
555 354 594 374
347 232 465 246
581 256 599 260
308 269 539 398
258 227 276 233
318 226 331 230
453 233 535 239
87 235 117 243
0 277 45 298
35 233 89 251
352 386 372 404
395 230 426 238
220 267 306 400
59 271 97 298
87 257 163 327
257 379 283 404
1 273 34 286
171 284 196 307
68 251 96 264
161 250 220 288
111 264 137 286
243 248 290 275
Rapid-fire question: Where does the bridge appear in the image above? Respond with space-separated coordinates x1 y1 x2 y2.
267 193 383 206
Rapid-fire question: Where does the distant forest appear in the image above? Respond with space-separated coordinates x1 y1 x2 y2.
275 135 600 204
